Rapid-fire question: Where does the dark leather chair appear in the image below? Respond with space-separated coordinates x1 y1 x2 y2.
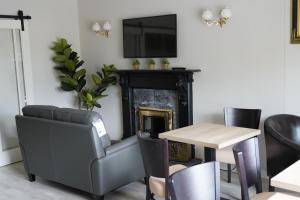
264 114 300 191
137 132 186 200
168 162 226 200
216 107 261 183
233 137 299 200
15 105 145 200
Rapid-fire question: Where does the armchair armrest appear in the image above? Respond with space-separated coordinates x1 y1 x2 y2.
110 140 119 145
90 135 145 196
105 136 138 155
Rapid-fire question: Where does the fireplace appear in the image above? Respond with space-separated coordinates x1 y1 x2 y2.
117 69 200 162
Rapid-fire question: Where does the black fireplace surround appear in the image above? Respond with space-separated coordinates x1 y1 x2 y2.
117 69 200 142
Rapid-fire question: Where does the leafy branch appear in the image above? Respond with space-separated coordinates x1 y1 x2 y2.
80 64 117 110
51 38 87 92
51 38 117 110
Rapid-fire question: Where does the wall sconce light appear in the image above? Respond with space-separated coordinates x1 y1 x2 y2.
202 8 232 28
92 21 112 38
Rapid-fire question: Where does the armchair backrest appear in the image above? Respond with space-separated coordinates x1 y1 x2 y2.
15 105 111 193
264 114 300 178
264 114 300 150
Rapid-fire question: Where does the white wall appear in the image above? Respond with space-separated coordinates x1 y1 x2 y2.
0 0 81 107
78 0 297 172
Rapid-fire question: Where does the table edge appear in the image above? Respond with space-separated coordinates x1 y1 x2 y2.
159 129 261 149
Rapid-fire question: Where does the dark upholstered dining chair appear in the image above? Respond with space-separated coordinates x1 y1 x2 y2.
168 162 227 200
137 132 186 200
216 107 261 183
264 114 300 191
233 137 299 200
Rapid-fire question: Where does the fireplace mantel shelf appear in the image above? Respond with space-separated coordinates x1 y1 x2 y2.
116 69 201 74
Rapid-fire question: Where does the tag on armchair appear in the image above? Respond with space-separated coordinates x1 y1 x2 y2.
92 119 107 137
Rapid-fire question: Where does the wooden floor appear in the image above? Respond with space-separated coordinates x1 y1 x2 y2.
0 162 268 200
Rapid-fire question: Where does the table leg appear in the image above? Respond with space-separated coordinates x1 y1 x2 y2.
204 147 216 162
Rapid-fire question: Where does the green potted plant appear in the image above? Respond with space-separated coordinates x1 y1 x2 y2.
161 58 170 70
132 58 140 70
148 58 156 70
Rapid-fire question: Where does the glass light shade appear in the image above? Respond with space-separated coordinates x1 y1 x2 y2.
103 21 112 31
92 22 101 32
221 8 232 19
202 10 213 21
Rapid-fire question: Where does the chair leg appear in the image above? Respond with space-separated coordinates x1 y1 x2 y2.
227 164 231 183
269 178 275 192
145 177 154 200
28 173 35 182
92 194 104 200
146 189 154 200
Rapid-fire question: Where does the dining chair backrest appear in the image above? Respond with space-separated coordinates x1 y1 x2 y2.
233 137 262 200
224 107 261 129
168 162 220 200
137 132 169 179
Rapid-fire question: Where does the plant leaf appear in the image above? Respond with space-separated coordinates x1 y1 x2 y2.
60 38 68 49
86 92 93 102
64 48 72 58
75 60 84 69
61 82 75 91
73 69 86 80
92 74 102 85
51 43 64 53
61 75 78 87
65 59 76 71
93 103 101 108
76 77 86 92
53 55 67 63
69 51 77 60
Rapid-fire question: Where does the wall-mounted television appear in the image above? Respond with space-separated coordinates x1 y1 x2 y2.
123 14 177 58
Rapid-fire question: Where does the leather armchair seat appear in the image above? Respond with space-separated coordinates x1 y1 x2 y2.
15 105 145 199
264 114 300 190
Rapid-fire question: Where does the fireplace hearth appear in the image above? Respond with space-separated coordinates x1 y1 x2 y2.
117 69 200 161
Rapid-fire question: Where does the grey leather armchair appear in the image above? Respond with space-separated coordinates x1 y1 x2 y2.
15 105 145 200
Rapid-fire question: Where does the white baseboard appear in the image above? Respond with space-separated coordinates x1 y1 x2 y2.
0 147 22 167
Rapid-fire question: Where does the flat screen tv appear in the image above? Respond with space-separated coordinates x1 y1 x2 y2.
123 14 177 58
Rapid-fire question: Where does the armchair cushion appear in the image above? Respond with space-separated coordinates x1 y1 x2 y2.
105 136 139 155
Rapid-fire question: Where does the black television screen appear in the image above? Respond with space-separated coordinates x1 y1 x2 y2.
123 14 177 58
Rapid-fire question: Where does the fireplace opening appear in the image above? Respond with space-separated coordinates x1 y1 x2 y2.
144 116 167 138
139 107 172 138
138 106 192 162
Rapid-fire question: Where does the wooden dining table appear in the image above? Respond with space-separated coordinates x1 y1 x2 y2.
159 123 261 162
271 160 300 193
